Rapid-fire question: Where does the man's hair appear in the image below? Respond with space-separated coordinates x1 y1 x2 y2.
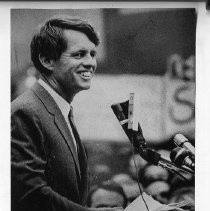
30 15 100 74
87 181 127 208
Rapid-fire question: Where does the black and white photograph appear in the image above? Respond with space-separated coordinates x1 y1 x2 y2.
0 2 210 211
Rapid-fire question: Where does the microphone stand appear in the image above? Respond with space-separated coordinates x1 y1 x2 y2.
157 153 194 176
130 127 194 176
111 101 195 178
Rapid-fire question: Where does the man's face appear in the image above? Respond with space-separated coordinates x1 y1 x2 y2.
51 29 97 98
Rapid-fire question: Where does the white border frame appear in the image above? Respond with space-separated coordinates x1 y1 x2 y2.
1 2 210 210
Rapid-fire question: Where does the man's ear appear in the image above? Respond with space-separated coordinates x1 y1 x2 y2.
39 54 54 71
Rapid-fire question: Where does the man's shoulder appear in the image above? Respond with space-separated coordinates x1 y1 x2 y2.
11 83 58 118
11 88 40 113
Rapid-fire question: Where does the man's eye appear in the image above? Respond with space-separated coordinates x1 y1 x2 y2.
91 51 97 58
73 52 84 59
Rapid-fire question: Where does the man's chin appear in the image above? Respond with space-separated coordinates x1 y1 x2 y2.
77 84 91 92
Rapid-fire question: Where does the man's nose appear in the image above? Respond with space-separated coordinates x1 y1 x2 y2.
82 55 97 70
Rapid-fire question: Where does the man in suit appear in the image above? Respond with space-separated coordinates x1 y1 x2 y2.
11 16 123 211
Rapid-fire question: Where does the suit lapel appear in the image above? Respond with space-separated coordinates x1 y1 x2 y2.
54 116 81 179
31 83 81 176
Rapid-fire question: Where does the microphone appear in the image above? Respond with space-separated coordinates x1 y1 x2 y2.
111 101 159 164
111 102 180 166
111 100 194 175
170 147 195 171
173 134 195 157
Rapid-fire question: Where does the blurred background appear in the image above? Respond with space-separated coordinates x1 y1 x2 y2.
11 8 195 203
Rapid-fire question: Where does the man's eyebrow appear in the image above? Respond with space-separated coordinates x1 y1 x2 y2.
72 48 96 52
71 48 86 52
68 47 97 55
68 49 86 55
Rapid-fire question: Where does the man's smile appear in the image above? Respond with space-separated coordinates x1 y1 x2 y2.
76 70 94 80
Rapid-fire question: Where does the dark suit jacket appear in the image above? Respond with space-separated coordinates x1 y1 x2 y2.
11 83 91 211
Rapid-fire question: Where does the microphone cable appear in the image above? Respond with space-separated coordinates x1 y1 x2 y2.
130 133 150 211
166 167 190 182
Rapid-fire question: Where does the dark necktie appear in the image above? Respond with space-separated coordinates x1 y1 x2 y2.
68 106 88 200
68 107 84 179
68 107 79 152
68 107 82 157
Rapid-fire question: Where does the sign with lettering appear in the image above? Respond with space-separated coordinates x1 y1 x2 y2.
163 54 195 138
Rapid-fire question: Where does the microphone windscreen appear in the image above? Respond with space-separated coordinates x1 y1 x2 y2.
111 101 128 122
170 147 189 167
173 134 188 146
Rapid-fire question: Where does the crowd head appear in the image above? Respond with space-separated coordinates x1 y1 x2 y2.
87 181 127 208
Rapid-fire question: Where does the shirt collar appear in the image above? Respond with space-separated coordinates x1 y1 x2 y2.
38 79 71 118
